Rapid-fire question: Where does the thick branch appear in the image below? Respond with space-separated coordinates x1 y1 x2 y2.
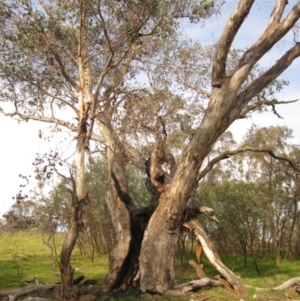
188 260 206 279
179 277 223 293
0 284 57 299
230 2 300 88
237 43 300 107
212 0 255 87
111 171 137 212
269 0 289 25
244 277 300 292
123 142 146 172
273 277 300 290
198 146 300 181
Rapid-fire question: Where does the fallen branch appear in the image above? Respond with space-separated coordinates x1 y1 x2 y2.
273 277 300 291
243 277 300 292
0 275 85 301
179 277 223 293
188 260 206 279
0 284 58 301
184 219 247 296
17 297 49 301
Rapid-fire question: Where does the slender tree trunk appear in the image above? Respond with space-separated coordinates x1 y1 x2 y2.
60 199 85 301
59 49 91 299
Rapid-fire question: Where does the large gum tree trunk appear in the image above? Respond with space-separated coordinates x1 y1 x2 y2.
101 0 300 296
100 137 153 292
139 195 180 294
101 187 151 293
101 191 132 293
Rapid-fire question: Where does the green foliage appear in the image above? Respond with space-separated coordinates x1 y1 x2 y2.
196 126 300 269
125 165 150 207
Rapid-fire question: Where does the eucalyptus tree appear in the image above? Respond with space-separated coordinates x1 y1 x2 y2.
239 126 300 265
1 0 300 298
198 180 265 271
200 126 300 267
0 0 219 298
133 1 300 293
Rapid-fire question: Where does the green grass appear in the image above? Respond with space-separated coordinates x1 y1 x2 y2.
0 231 108 289
0 231 300 301
175 245 300 301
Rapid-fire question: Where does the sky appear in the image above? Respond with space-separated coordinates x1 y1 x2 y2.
0 0 300 216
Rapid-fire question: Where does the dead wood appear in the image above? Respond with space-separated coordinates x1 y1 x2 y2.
0 284 57 297
0 284 58 301
183 219 246 295
17 297 49 301
195 242 203 264
273 277 300 291
179 277 223 293
188 260 206 278
217 275 235 293
0 276 85 300
243 277 300 293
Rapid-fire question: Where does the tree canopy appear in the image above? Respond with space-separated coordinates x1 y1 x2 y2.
1 0 300 299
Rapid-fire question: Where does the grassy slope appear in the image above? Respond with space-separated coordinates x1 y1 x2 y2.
0 231 108 289
0 231 300 301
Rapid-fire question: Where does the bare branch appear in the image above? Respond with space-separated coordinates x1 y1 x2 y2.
269 0 289 25
239 98 298 118
0 108 105 143
212 0 255 87
230 2 300 88
97 3 114 54
83 50 111 65
197 146 300 181
237 42 300 108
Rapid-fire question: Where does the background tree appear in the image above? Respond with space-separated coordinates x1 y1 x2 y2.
199 126 300 273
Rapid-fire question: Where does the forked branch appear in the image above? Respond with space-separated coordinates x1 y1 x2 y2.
212 0 255 87
237 43 300 107
197 146 300 181
268 0 289 25
230 1 300 87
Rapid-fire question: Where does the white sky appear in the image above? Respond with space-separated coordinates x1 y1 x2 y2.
0 0 300 216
